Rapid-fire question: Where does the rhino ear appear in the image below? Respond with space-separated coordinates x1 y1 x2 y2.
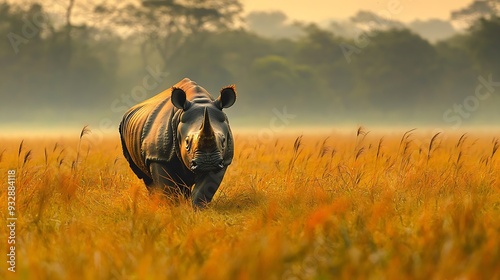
171 87 191 110
215 85 236 109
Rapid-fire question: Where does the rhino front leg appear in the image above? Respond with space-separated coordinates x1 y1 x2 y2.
149 162 191 199
192 167 227 208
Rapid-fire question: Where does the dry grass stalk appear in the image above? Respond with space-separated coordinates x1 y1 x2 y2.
398 128 416 156
22 150 32 168
74 125 92 171
376 137 384 160
0 149 5 163
287 135 303 179
492 138 499 160
427 132 441 163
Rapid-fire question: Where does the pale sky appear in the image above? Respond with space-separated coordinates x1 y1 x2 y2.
240 0 473 23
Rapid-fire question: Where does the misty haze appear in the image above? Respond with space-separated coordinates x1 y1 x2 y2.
1 0 499 135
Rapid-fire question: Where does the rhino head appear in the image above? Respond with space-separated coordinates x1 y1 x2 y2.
171 85 236 205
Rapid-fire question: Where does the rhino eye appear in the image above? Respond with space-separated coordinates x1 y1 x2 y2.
185 137 191 151
221 136 226 148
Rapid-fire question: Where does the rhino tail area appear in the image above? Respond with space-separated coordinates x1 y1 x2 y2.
119 121 153 185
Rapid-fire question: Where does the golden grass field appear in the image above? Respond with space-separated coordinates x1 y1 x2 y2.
1 127 500 279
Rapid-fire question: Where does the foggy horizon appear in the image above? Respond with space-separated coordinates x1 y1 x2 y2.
1 0 500 136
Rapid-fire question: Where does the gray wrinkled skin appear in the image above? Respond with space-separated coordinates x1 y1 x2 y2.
119 78 236 207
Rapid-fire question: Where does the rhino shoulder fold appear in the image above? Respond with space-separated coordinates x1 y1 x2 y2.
142 108 181 166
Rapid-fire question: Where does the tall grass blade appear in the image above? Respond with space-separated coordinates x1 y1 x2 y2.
74 125 92 170
492 138 499 160
23 150 32 168
427 132 441 163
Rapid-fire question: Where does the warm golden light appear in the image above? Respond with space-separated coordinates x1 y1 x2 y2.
241 0 473 22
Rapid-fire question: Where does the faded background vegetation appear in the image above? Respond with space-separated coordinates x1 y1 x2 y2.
1 0 500 131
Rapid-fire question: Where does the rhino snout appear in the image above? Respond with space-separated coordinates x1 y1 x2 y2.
190 153 224 172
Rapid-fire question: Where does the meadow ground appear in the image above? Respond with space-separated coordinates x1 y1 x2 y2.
1 127 500 279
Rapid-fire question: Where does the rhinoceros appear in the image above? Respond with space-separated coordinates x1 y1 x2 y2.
119 78 236 207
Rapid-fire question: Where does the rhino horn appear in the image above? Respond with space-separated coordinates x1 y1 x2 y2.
198 108 216 151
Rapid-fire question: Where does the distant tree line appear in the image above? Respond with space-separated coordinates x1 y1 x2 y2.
1 0 500 128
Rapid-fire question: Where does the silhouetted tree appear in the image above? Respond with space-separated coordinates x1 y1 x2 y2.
466 16 500 75
350 29 438 109
451 0 500 25
97 0 243 68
